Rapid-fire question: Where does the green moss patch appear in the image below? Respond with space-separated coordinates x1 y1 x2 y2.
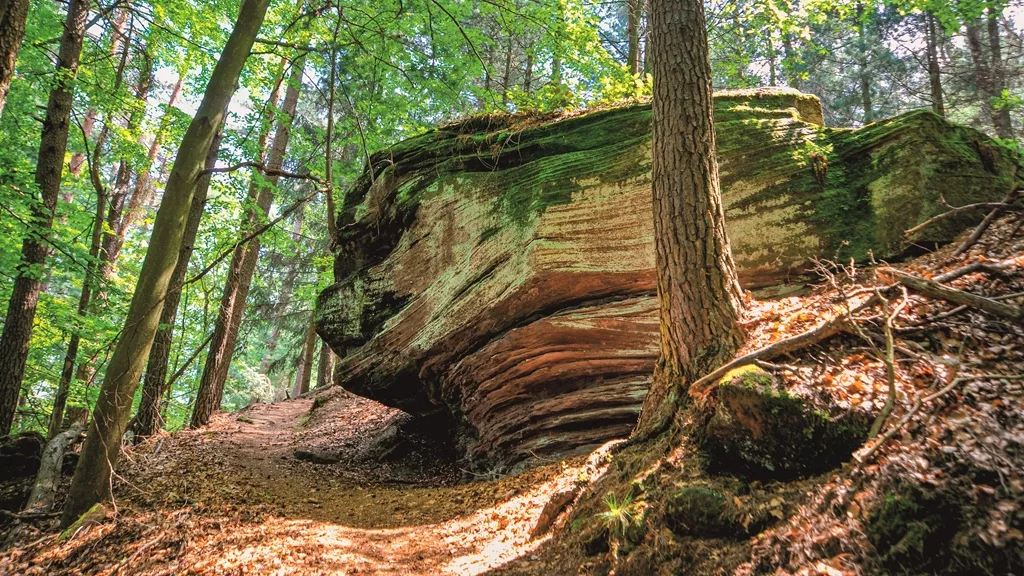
701 368 869 480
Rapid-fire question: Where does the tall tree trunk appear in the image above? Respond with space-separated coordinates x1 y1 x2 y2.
48 179 105 439
0 0 90 436
61 0 270 528
131 101 232 440
191 57 305 428
627 0 642 75
925 11 944 117
987 6 1012 138
635 0 745 437
260 203 305 374
0 0 30 119
502 36 513 108
966 19 997 133
96 52 156 296
316 339 334 389
523 51 533 93
292 313 317 397
856 3 873 124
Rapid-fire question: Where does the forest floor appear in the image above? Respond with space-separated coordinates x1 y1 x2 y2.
0 390 595 575
2 215 1023 575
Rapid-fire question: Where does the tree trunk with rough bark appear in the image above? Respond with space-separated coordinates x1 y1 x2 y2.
925 12 944 117
61 0 270 528
966 19 998 134
987 7 1012 138
627 0 642 75
293 314 317 396
0 0 29 119
316 339 334 389
191 56 304 428
856 3 873 124
634 0 745 437
0 0 90 436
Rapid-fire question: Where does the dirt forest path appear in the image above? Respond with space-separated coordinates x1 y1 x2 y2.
3 389 603 575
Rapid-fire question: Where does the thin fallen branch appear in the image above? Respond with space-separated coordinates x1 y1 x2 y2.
933 256 1020 284
0 509 61 520
690 297 878 398
867 289 907 438
882 268 1023 321
904 192 1022 238
953 187 1022 257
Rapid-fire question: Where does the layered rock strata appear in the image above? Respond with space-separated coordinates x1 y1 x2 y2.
316 88 1019 470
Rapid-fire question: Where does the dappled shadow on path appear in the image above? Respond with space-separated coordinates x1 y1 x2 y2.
1 389 614 575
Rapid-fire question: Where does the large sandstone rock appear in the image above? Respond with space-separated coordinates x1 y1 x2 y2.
316 88 1019 470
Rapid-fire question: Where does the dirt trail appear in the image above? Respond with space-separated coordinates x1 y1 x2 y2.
1 389 600 575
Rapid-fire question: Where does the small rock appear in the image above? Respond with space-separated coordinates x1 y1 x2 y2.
293 449 340 464
530 488 578 537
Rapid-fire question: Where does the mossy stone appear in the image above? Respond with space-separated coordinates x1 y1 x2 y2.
702 368 869 480
665 485 741 538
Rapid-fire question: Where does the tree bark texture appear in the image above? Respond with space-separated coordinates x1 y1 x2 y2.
61 0 270 528
0 0 29 120
191 57 304 428
925 12 944 117
316 339 334 389
293 313 317 397
987 7 1013 138
634 0 745 436
0 0 90 436
627 0 642 75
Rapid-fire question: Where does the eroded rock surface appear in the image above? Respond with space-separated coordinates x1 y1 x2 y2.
316 88 1019 470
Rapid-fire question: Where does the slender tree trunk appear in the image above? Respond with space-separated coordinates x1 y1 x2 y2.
131 101 232 440
325 12 340 243
966 19 997 133
130 71 185 224
635 0 745 436
293 313 317 396
260 204 305 374
0 0 29 119
69 10 127 177
191 56 305 428
925 12 945 117
316 339 334 389
48 183 105 439
987 6 1012 138
627 0 642 75
0 0 90 437
96 54 156 294
502 37 513 108
856 3 873 124
61 0 270 528
523 51 533 93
